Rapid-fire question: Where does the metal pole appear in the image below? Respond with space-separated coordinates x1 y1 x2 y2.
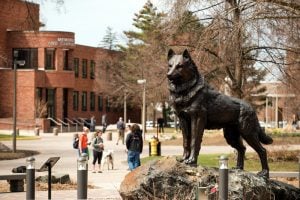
142 82 146 141
47 162 52 200
298 155 300 188
219 155 228 200
124 90 127 124
26 157 35 200
123 91 127 145
77 156 88 199
13 61 17 153
265 97 268 125
275 96 278 128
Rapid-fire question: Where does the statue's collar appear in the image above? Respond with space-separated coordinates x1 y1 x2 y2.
168 74 204 93
169 76 205 105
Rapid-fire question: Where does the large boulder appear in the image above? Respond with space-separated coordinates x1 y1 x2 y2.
119 156 300 200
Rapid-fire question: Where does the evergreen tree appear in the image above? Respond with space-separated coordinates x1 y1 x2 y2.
99 26 118 50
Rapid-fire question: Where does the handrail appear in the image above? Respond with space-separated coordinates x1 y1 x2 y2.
56 118 70 132
73 118 84 126
47 117 63 133
65 117 78 132
79 117 89 124
56 118 69 126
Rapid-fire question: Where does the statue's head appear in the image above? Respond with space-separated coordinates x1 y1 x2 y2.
167 49 198 86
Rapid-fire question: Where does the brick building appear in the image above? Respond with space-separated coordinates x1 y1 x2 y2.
0 0 140 132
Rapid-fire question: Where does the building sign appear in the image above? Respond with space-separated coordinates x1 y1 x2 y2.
48 38 75 47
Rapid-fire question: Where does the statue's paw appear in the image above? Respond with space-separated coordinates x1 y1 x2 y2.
257 170 269 178
232 166 243 170
184 159 197 167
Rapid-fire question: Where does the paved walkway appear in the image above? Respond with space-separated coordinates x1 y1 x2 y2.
0 131 299 199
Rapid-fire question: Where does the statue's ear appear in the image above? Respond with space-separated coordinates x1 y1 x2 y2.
182 49 191 60
168 49 175 61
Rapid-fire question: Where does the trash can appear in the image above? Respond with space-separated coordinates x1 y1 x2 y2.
149 136 159 156
53 128 58 136
107 132 112 141
34 128 39 136
157 141 161 156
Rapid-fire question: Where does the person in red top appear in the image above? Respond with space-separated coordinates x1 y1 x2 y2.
79 126 89 158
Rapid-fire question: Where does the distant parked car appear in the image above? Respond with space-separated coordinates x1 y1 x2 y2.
259 121 272 128
146 121 156 127
167 121 180 128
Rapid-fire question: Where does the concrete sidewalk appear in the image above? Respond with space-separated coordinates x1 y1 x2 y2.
0 131 298 199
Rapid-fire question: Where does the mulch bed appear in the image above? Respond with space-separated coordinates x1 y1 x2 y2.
0 181 95 192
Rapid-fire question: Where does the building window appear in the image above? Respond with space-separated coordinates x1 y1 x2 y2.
46 88 55 119
13 48 38 69
105 64 110 81
74 58 79 77
90 60 95 79
35 88 47 118
45 48 55 70
82 59 87 78
73 91 79 111
36 87 43 101
98 95 103 111
82 91 87 111
63 50 70 70
90 92 95 111
105 96 110 112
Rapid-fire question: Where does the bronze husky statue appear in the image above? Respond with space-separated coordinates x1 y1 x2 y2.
167 49 273 178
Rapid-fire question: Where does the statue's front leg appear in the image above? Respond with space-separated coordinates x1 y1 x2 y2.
177 117 191 162
185 116 205 166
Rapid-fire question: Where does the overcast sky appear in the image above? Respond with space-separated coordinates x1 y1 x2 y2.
40 0 160 47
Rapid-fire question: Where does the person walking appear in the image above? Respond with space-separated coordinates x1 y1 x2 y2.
90 116 96 132
125 124 143 171
91 130 104 173
102 114 107 133
116 117 125 145
157 118 164 134
79 126 89 159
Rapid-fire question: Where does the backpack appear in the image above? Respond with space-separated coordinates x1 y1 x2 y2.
131 132 142 152
73 138 79 149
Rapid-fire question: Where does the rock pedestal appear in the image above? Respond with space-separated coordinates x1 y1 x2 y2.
119 156 300 200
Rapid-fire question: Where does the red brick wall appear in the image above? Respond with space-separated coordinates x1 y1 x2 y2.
0 0 40 67
0 1 141 128
0 70 35 119
7 31 75 67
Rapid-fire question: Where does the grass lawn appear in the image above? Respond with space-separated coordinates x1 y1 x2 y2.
141 153 299 172
0 134 40 160
0 134 39 141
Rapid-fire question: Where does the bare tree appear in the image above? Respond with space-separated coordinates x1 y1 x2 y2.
164 0 300 103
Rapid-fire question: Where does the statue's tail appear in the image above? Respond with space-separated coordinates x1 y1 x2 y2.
259 128 273 145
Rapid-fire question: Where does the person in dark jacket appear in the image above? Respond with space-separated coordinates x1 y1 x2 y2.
125 124 143 170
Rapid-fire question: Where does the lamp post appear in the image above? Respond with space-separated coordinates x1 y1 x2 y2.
124 89 128 126
137 79 146 141
13 58 25 153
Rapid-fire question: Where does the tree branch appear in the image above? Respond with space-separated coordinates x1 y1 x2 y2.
252 0 300 12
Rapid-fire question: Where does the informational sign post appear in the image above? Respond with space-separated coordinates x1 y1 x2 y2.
38 157 60 200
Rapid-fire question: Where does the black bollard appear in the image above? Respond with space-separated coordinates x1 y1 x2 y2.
298 155 300 188
77 155 88 199
219 155 228 200
26 157 35 200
